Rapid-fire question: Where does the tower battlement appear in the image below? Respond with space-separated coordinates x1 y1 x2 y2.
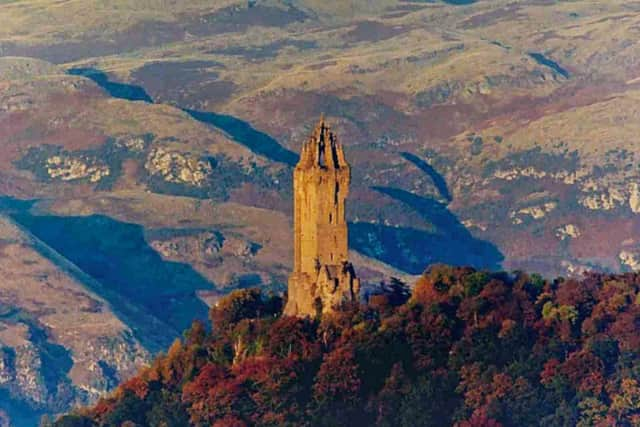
285 116 360 317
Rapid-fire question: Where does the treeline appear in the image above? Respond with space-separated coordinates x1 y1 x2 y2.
53 266 640 426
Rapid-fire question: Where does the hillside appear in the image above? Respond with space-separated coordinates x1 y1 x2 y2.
2 1 640 278
57 266 640 426
0 211 147 426
0 50 409 422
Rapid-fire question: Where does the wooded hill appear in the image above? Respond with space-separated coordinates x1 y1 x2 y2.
54 265 640 426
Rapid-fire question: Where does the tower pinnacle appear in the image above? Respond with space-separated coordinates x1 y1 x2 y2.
299 114 346 170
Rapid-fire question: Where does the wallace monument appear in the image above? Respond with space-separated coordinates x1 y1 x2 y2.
285 117 361 317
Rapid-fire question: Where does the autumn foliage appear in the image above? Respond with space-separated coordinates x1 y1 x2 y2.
56 267 640 426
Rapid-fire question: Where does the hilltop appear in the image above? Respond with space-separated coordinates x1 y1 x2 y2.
57 265 640 426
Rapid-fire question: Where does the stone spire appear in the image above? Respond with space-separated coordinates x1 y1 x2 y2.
298 115 346 170
285 116 360 317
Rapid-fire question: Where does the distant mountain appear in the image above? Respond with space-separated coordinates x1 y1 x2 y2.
57 266 640 426
3 1 640 279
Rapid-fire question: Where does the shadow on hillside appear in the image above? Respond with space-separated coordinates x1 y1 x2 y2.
183 109 299 166
400 152 452 202
28 320 74 398
528 53 570 79
68 68 154 103
351 186 503 273
60 69 501 277
66 67 298 166
10 211 212 351
0 390 41 427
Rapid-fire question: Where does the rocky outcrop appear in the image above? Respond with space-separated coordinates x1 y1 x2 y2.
494 167 547 181
493 167 588 184
561 260 590 276
72 333 147 402
578 181 640 213
150 231 262 260
0 349 12 385
46 155 110 183
222 237 260 258
13 343 47 405
0 323 48 406
150 231 225 260
461 219 488 232
556 224 581 240
619 250 640 271
0 322 147 412
145 148 212 186
510 202 557 224
0 94 34 112
415 81 462 107
579 190 626 211
114 135 148 152
629 183 640 213
488 161 640 217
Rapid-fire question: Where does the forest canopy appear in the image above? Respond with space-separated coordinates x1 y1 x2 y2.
54 265 640 426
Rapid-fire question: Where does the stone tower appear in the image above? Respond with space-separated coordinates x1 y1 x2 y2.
285 116 360 317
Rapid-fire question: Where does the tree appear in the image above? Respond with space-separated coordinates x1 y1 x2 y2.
53 415 96 427
55 267 640 427
311 346 364 425
372 363 410 426
182 363 231 424
145 389 190 427
184 319 207 347
313 346 361 404
101 390 148 426
611 378 640 421
577 397 609 427
373 278 411 307
266 316 320 360
210 288 282 334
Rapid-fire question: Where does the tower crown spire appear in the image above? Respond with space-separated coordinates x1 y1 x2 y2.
299 115 345 170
